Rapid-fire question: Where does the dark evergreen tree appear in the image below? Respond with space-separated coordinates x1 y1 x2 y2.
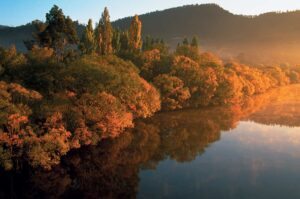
182 37 189 45
112 29 121 53
37 5 78 57
119 31 129 52
191 36 199 49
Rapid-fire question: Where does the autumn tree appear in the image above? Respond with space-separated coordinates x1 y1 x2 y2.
212 70 243 105
0 81 43 170
129 15 142 51
79 19 95 54
74 92 134 139
0 113 31 170
154 74 191 110
0 46 27 79
26 46 54 64
170 56 218 107
287 70 300 83
199 52 223 69
27 112 72 170
95 7 113 55
263 66 290 86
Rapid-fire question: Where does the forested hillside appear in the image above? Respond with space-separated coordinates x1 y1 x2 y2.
1 5 300 171
1 4 300 65
114 4 300 65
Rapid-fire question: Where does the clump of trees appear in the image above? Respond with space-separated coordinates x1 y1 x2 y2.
79 19 95 54
0 92 277 198
95 7 113 55
154 74 191 110
1 5 300 171
34 5 78 60
137 39 299 109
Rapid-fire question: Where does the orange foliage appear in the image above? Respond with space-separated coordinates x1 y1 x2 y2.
117 76 161 118
154 74 191 110
27 112 72 170
199 52 223 69
27 47 54 63
140 49 161 80
129 15 142 50
74 92 134 140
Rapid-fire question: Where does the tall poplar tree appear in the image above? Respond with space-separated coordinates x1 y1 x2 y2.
129 15 142 51
79 19 95 54
95 7 113 55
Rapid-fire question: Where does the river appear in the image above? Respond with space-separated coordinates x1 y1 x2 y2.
1 85 300 199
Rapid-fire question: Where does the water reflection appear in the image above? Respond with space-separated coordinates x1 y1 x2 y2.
1 85 300 199
138 121 300 199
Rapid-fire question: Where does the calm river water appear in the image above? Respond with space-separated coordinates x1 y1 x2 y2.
1 85 300 199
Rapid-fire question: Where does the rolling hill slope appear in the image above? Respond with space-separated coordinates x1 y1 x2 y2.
1 4 300 65
114 4 300 65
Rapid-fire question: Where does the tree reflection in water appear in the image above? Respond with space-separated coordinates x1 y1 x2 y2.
1 85 300 199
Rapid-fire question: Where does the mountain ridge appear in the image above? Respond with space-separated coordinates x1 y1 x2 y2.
1 3 300 65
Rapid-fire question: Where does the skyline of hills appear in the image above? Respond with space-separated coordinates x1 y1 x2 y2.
1 4 300 65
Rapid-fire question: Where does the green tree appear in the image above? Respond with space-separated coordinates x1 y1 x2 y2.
191 36 199 49
119 31 129 52
95 7 113 55
175 43 199 61
112 29 121 53
182 37 189 45
79 19 95 54
37 5 78 57
143 35 152 51
142 36 168 55
0 45 27 79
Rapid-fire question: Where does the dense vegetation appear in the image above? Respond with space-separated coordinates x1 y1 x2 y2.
1 85 295 198
114 4 300 65
3 4 300 65
1 5 300 171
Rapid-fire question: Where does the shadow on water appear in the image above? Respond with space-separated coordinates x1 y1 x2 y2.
1 85 300 199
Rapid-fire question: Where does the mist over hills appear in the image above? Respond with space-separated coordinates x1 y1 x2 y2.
114 4 300 65
1 4 300 65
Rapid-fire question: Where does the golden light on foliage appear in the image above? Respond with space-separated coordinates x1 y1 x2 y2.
1 5 300 171
129 15 142 50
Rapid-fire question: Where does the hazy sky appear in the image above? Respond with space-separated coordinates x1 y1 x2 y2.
1 0 300 26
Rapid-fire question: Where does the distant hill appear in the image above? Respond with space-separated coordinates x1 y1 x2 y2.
0 25 9 30
0 23 84 52
0 24 36 51
114 4 300 65
1 4 300 65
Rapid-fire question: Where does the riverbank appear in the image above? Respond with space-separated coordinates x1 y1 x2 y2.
1 84 300 198
1 6 300 170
